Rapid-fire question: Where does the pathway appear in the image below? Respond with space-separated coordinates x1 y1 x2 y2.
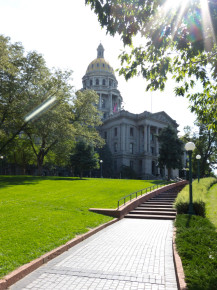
10 219 177 290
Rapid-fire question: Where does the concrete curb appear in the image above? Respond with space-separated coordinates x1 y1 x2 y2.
0 218 119 290
173 227 187 290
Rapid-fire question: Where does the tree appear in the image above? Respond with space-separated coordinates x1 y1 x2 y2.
97 144 113 177
181 123 217 177
22 88 104 175
6 136 36 175
158 126 184 180
70 140 99 178
0 35 27 149
0 36 104 174
86 0 217 129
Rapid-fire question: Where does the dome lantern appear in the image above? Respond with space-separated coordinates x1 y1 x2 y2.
97 43 104 58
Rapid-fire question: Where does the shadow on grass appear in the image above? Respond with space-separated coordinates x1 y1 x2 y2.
0 175 88 189
52 177 88 181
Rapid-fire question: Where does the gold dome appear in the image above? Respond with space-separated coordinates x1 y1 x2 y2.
86 58 115 75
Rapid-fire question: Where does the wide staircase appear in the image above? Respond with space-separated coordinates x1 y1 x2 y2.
125 187 182 220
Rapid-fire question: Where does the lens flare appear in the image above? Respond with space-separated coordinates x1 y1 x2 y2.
24 96 57 122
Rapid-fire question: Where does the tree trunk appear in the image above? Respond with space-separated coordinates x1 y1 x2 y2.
167 168 172 180
80 170 83 179
22 166 26 175
37 155 44 176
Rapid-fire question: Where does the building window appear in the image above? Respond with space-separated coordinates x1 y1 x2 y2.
114 127 117 137
151 133 154 141
102 79 106 86
130 127 134 137
96 79 99 86
90 80 93 86
151 147 154 155
97 63 99 67
109 79 113 87
130 143 134 154
104 131 107 139
130 160 134 168
114 142 118 152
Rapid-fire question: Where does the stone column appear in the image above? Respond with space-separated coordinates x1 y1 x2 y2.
110 93 113 114
156 127 159 156
147 125 150 153
121 123 126 152
144 125 147 153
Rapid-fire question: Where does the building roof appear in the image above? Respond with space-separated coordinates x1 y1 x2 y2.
85 43 115 75
86 58 115 75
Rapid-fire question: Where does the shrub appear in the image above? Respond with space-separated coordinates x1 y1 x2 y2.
175 200 206 217
174 177 217 217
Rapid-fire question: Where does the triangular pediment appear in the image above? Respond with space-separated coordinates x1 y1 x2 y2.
152 111 178 127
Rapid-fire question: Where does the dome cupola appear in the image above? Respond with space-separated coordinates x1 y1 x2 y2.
82 44 123 119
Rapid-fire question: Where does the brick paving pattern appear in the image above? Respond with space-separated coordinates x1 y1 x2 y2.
11 219 177 290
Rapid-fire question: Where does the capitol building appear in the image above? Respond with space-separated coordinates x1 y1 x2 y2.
82 44 179 179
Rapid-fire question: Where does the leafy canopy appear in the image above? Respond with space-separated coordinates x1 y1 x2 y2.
86 0 217 129
0 35 104 174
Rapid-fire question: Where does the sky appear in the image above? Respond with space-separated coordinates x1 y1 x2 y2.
0 0 197 135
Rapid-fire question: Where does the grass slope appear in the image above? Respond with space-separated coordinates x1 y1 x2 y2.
206 183 217 228
0 175 160 278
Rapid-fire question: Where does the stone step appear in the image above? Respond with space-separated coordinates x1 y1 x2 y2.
146 201 174 205
151 198 175 201
135 206 176 212
129 210 176 216
152 195 177 198
155 194 177 197
139 203 174 208
125 214 176 220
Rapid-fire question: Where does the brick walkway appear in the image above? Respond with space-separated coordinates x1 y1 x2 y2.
10 219 177 290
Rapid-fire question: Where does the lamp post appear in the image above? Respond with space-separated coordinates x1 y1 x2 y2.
196 155 201 183
185 142 195 215
0 156 3 175
100 160 103 178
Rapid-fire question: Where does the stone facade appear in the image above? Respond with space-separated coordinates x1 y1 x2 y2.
82 44 179 179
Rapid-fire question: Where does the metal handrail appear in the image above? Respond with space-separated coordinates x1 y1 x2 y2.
117 182 168 209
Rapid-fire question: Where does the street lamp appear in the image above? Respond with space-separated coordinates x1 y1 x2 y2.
100 160 103 178
196 155 201 183
185 142 195 215
0 156 3 175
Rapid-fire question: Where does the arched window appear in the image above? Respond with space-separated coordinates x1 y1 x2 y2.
90 80 93 86
102 79 106 86
96 79 99 86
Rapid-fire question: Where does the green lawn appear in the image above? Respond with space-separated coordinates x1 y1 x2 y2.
175 178 217 290
0 175 160 278
206 183 217 229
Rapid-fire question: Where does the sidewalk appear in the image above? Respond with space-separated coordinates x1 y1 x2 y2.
10 219 177 290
